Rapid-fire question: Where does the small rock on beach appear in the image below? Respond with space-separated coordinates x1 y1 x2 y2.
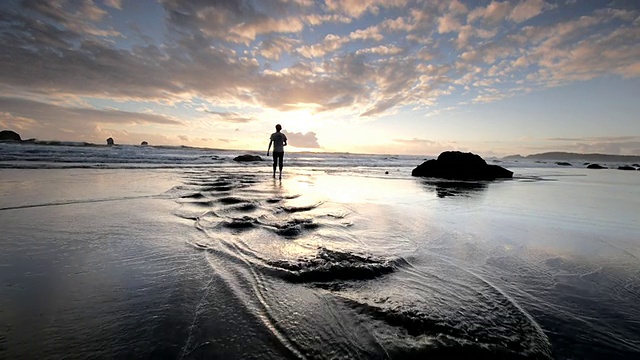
233 154 263 162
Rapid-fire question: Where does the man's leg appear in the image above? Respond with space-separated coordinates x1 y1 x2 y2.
272 153 277 178
278 152 284 179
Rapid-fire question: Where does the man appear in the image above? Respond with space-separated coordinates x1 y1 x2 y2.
267 124 288 179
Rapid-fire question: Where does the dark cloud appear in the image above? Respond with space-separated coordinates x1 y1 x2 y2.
285 131 321 148
23 0 110 28
0 97 181 125
161 0 305 44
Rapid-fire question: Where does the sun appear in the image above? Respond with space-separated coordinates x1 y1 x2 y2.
280 105 320 134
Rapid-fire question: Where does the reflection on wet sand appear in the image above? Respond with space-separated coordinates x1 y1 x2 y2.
420 179 489 198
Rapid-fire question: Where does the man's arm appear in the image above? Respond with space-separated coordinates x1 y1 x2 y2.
267 139 272 155
283 134 288 146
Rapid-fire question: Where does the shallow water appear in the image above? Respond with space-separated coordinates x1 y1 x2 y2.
1 157 639 358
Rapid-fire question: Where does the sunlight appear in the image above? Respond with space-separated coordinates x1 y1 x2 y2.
280 105 320 134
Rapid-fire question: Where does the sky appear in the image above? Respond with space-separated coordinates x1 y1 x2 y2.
0 0 639 156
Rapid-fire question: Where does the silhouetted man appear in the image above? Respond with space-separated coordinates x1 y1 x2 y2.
267 124 287 179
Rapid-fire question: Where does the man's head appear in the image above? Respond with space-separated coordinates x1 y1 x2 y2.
275 124 282 131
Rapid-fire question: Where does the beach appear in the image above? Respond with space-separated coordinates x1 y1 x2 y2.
1 144 640 359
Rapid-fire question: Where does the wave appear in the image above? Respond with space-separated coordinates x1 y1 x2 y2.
0 142 426 170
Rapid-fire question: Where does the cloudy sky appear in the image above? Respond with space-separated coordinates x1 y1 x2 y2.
1 0 639 156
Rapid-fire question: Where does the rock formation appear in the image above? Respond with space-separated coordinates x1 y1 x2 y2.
618 165 635 171
586 164 606 169
412 151 513 180
0 130 21 141
233 154 262 162
106 137 114 146
141 141 148 146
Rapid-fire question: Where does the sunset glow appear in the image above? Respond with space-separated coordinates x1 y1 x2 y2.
1 0 639 156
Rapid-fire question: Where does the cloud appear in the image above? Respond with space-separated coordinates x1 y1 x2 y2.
546 136 640 142
104 0 123 10
23 0 119 36
297 33 348 58
324 0 409 18
162 0 305 45
468 1 512 25
204 110 256 123
509 0 547 23
0 0 638 147
355 45 403 56
392 138 459 155
297 24 383 58
0 96 183 144
438 13 463 33
518 9 640 84
257 37 300 61
285 131 321 148
0 97 181 125
540 136 640 155
304 13 352 26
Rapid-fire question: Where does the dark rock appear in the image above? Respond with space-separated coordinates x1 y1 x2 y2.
141 141 148 146
233 154 262 162
633 164 640 167
106 137 114 145
618 165 635 171
586 164 606 169
411 151 513 180
0 130 21 141
556 162 572 166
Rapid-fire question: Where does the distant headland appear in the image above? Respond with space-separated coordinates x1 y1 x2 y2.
503 152 640 163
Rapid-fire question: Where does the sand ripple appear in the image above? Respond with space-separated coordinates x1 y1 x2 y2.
169 170 553 359
265 247 404 284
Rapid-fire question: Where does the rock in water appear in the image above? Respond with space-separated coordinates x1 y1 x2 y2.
233 154 262 162
618 165 635 171
411 151 513 180
0 130 21 141
586 164 606 169
106 137 114 146
141 141 148 146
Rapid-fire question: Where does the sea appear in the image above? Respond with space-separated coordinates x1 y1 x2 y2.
1 142 639 359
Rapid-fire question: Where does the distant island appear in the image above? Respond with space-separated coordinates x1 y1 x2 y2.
503 152 640 163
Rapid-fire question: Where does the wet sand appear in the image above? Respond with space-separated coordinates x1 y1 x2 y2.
1 167 639 359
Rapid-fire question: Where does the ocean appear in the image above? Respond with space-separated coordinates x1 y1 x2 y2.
1 142 639 359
